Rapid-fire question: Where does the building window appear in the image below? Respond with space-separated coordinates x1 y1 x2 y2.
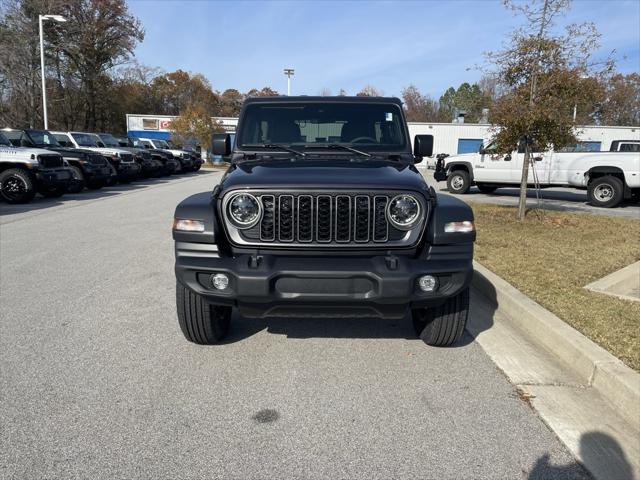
457 139 483 154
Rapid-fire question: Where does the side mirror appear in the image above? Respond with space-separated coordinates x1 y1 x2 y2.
212 133 231 157
97 141 106 148
413 135 434 159
504 154 512 161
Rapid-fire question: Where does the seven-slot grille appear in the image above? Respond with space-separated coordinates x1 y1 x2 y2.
235 193 411 245
37 154 64 169
88 154 107 165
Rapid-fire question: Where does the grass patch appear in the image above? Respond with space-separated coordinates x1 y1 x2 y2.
472 204 640 371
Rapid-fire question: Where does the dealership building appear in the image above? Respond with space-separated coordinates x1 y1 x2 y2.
126 113 639 157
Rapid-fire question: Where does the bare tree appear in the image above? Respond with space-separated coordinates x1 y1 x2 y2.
356 85 383 97
401 85 440 122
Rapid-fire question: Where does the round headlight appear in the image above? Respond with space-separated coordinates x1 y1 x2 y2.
227 193 262 228
387 194 421 230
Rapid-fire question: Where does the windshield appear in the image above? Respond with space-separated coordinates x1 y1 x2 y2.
71 132 101 147
237 102 407 152
2 130 24 146
27 130 61 146
98 134 120 147
153 139 170 148
0 131 10 146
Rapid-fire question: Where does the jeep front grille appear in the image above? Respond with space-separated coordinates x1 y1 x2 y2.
222 190 426 248
88 154 107 165
38 154 64 169
119 153 134 162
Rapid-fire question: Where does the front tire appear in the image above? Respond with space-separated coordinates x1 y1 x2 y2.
588 176 624 208
412 288 469 346
176 281 231 344
447 170 471 194
0 168 36 204
67 166 85 193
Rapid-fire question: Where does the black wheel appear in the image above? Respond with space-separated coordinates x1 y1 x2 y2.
67 166 85 193
38 186 65 198
447 170 471 194
193 164 201 171
588 176 624 208
412 287 469 346
477 184 498 194
0 168 36 204
176 281 231 344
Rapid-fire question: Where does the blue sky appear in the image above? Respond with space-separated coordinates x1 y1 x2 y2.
129 0 640 98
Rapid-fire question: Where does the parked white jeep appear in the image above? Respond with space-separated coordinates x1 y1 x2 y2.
434 140 640 208
0 130 73 204
138 138 195 172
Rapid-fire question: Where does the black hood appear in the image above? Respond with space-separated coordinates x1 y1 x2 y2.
221 158 429 193
33 145 95 159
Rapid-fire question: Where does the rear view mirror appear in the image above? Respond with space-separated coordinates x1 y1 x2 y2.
212 133 231 157
413 135 434 159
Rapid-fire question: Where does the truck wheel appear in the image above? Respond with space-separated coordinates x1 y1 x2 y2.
412 287 469 347
176 281 231 344
0 168 36 204
67 166 85 193
477 184 497 194
447 171 471 194
588 176 624 208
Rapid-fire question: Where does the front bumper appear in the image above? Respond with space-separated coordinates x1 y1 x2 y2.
175 243 473 319
117 162 141 179
83 164 112 181
35 167 73 189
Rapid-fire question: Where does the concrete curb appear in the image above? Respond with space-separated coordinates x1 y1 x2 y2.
472 261 640 431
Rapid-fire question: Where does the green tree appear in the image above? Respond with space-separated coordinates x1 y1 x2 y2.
486 0 608 219
438 82 491 123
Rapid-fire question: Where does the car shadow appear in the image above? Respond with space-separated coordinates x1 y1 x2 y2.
0 171 214 217
528 431 633 480
220 271 496 347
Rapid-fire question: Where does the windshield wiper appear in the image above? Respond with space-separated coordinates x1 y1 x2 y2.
242 143 306 158
304 144 371 157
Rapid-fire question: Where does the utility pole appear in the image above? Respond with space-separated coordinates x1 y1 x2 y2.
284 68 294 96
39 14 67 129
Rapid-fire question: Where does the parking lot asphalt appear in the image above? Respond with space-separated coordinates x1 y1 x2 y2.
420 168 640 220
1 171 590 479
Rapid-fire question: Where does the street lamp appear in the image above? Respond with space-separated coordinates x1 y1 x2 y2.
283 68 294 96
39 14 66 129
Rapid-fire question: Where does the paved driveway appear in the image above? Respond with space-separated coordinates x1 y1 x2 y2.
1 171 589 479
421 168 640 220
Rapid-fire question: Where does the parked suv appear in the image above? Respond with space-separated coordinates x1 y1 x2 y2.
2 128 112 192
173 96 476 346
118 136 179 175
52 131 141 183
138 138 194 172
0 130 73 203
97 133 161 178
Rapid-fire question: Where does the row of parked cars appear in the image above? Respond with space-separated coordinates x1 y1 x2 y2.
0 128 204 204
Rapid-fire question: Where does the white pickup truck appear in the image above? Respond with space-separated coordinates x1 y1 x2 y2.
433 141 640 208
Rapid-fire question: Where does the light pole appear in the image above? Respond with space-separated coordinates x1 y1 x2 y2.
39 14 66 129
283 68 294 96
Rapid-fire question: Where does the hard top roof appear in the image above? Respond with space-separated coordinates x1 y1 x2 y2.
242 95 402 106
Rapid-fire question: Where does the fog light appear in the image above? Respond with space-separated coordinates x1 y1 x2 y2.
211 273 229 290
418 275 437 292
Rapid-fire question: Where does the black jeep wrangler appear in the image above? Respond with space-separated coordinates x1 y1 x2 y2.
173 97 475 346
